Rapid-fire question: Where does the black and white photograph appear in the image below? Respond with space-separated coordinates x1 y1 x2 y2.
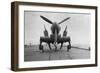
24 11 91 61
11 1 97 71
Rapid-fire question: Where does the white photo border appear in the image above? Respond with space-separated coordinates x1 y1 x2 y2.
17 4 97 69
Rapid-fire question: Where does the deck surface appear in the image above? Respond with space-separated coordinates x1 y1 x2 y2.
24 45 90 61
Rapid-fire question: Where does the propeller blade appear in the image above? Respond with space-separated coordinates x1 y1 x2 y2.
54 29 57 43
40 15 53 24
58 17 70 25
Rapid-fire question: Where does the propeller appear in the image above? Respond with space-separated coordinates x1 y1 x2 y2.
40 15 53 24
58 17 70 25
54 29 57 43
54 29 57 49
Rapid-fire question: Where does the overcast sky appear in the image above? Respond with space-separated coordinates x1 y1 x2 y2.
24 11 91 47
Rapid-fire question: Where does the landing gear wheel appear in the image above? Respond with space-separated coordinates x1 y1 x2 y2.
67 45 71 52
39 45 44 52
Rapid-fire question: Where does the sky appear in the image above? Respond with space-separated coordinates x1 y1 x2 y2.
24 11 91 47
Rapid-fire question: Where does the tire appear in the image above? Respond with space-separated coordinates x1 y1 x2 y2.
39 45 43 50
67 45 71 49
